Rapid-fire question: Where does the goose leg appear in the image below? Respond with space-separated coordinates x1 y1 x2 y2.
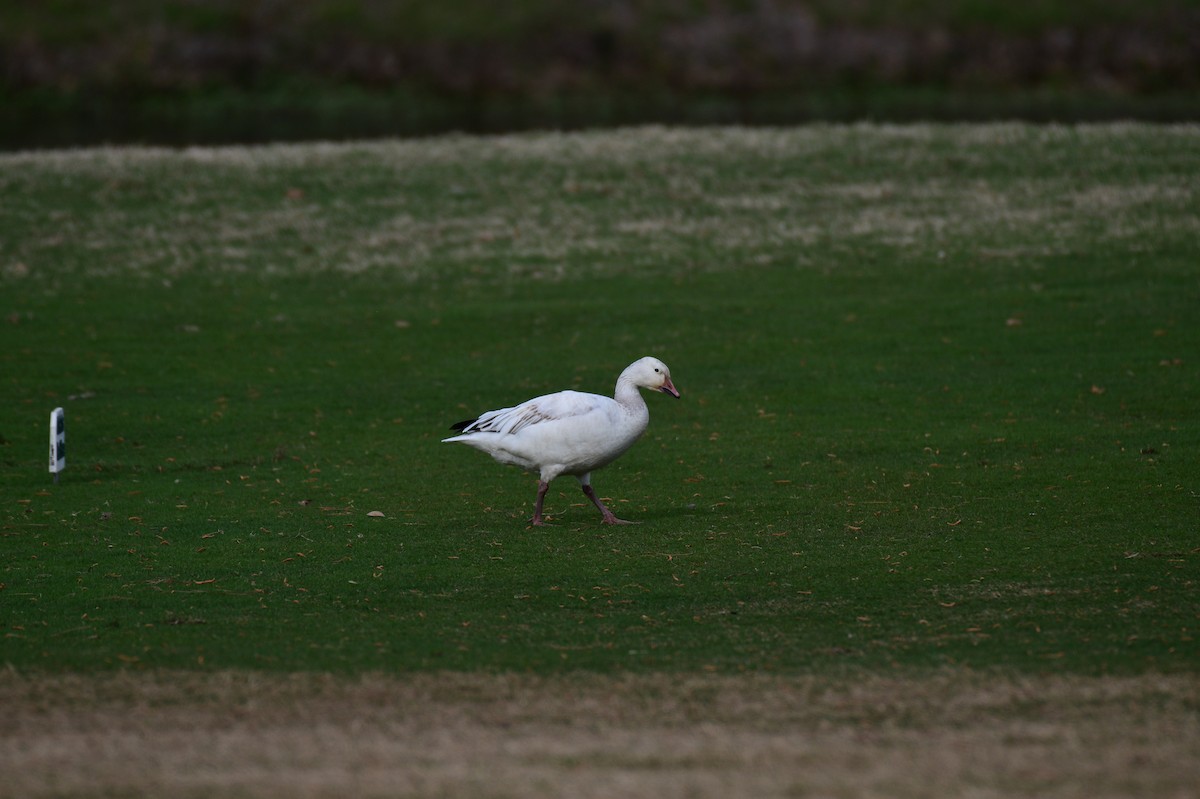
581 484 634 525
531 480 551 526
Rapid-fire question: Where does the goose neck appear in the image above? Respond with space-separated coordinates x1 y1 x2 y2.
613 377 647 410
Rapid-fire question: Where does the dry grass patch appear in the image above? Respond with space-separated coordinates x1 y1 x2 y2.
3 669 1197 798
4 124 1197 285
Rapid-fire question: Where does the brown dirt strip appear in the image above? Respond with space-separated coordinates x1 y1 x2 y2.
2 670 1197 798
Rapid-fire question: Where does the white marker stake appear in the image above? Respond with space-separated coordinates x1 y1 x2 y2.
49 407 65 483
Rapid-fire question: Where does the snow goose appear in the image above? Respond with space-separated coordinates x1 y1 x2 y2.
443 356 680 525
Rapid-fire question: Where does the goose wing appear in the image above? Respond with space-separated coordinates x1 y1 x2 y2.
452 390 605 436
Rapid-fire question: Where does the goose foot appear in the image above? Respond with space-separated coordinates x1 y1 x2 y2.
582 485 637 525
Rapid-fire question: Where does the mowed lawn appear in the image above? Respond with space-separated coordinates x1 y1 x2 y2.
3 124 1199 798
1 124 1197 677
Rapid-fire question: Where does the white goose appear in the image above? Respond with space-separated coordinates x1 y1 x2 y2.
443 356 680 525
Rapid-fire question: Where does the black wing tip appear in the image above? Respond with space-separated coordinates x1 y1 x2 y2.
449 418 477 432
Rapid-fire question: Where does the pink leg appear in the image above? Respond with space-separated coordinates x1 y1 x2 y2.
582 484 635 525
531 480 551 526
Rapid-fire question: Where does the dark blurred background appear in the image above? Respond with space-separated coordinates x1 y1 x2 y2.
3 0 1198 149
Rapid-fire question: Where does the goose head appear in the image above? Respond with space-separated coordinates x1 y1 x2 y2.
625 356 680 398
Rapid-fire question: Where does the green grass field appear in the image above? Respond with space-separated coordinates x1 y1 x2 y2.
2 125 1197 677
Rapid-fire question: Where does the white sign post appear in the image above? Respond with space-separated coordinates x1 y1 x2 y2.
49 407 65 483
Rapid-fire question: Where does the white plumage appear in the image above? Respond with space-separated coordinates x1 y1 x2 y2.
443 356 680 525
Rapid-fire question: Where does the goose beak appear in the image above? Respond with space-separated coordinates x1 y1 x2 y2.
660 377 680 398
